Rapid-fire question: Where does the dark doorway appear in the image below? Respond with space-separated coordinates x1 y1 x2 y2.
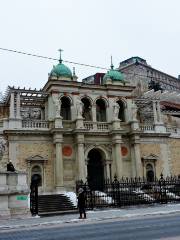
87 149 104 190
146 164 154 182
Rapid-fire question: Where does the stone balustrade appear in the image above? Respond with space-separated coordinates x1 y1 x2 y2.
140 124 155 132
22 120 49 129
84 121 109 131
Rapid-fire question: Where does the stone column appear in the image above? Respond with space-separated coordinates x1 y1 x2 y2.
53 133 64 191
10 92 15 118
92 105 96 122
105 160 111 179
112 135 123 178
131 136 142 177
16 93 21 119
76 134 86 181
153 101 158 124
92 105 97 130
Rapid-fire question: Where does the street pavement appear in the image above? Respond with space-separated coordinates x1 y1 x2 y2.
1 203 180 230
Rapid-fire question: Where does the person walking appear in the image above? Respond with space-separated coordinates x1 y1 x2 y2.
77 188 86 219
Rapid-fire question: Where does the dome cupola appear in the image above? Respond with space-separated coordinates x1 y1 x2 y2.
49 49 72 79
103 57 124 84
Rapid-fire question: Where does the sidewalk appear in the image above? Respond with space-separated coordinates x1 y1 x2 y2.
1 203 180 230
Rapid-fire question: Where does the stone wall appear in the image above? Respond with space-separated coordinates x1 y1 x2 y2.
18 141 54 191
140 143 162 177
169 138 180 176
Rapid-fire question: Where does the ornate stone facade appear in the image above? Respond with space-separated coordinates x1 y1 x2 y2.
0 57 180 194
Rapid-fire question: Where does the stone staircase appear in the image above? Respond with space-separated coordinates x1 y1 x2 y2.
38 194 77 216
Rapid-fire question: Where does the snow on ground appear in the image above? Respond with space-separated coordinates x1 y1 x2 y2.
64 192 78 207
94 191 114 204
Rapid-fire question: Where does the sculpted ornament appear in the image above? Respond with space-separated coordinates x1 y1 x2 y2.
0 137 6 160
30 108 41 119
76 97 83 117
52 95 62 117
132 102 138 121
21 108 30 119
113 102 120 120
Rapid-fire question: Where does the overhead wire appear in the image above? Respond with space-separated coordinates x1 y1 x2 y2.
0 47 179 89
0 47 109 70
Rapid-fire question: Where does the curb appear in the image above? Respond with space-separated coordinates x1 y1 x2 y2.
1 209 180 230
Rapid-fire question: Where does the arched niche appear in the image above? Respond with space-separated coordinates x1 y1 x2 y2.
60 96 71 120
81 97 92 121
96 98 107 122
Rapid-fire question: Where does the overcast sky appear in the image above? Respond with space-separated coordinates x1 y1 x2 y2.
0 0 179 93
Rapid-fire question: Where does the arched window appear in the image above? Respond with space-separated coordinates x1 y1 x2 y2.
31 165 42 186
146 163 154 182
61 96 71 120
117 100 125 122
81 97 92 121
96 99 107 122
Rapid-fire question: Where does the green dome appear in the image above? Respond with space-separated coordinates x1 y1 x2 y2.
50 62 72 78
103 68 124 82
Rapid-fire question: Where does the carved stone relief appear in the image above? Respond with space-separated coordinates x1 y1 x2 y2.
138 103 153 123
21 108 41 120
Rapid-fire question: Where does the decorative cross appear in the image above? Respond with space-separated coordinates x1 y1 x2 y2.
111 55 114 69
58 49 63 63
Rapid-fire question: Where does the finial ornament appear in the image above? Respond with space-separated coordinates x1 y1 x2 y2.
73 67 76 76
111 55 114 69
58 49 63 63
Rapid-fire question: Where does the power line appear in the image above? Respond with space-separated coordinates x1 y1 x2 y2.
0 47 109 70
0 47 179 89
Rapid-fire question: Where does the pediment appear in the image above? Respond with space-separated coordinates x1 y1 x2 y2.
26 155 48 162
142 154 158 161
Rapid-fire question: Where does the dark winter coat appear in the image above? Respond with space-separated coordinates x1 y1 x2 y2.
78 191 86 208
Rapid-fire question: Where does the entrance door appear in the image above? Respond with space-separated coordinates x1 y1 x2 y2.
87 149 104 190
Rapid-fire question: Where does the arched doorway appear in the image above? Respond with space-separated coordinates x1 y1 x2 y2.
87 149 104 190
31 165 42 186
146 163 154 182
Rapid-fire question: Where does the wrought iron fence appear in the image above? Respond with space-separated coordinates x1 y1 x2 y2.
76 174 180 209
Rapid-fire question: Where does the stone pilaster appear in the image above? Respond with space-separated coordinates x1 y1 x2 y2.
53 133 64 191
105 160 112 179
76 134 86 181
153 101 158 124
112 119 121 130
10 92 15 119
130 135 142 177
16 93 21 119
54 116 63 128
112 135 123 178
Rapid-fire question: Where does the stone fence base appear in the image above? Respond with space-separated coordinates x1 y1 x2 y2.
0 171 30 219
